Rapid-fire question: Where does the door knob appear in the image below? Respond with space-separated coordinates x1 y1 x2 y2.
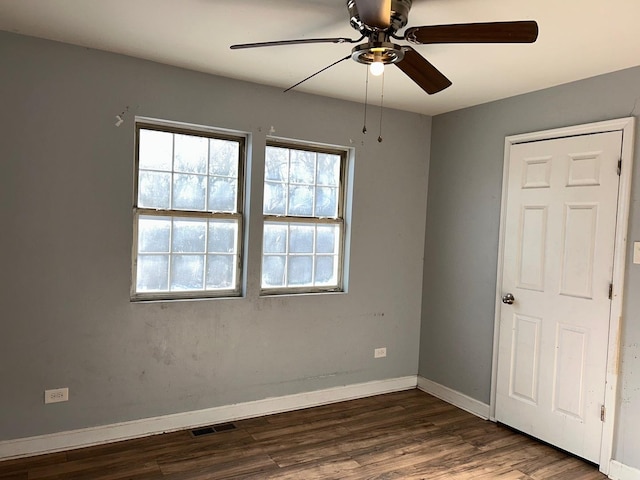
502 293 515 305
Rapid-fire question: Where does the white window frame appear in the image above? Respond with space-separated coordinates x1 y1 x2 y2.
131 119 246 301
261 139 348 295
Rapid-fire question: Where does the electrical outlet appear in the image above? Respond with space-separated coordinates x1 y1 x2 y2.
45 388 69 404
634 242 640 264
374 347 387 358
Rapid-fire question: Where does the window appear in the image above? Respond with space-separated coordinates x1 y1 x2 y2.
261 141 347 293
132 122 245 300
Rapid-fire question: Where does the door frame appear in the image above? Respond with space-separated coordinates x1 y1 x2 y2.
489 117 636 475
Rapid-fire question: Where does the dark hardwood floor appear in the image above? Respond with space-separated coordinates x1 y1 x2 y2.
0 389 606 479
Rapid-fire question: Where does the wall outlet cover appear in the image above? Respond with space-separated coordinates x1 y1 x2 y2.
45 388 69 404
374 347 387 358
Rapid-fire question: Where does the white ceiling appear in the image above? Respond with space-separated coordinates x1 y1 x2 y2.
1 0 640 115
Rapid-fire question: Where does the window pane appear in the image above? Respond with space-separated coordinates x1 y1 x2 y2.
173 174 206 210
315 186 338 217
289 225 314 253
264 182 287 215
265 146 289 182
315 256 337 285
290 150 315 184
288 256 313 286
174 134 207 174
317 153 340 186
139 130 173 171
208 177 237 212
138 216 171 253
263 223 287 254
172 219 206 253
288 185 314 216
316 225 338 254
210 139 239 177
208 220 237 253
137 255 169 291
262 256 286 287
170 255 204 291
206 255 235 289
139 171 171 209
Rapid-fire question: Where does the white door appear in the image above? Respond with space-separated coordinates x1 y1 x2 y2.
495 131 622 463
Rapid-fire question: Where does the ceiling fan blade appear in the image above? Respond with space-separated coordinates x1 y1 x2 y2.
405 21 539 45
354 0 391 29
230 37 360 50
395 47 452 95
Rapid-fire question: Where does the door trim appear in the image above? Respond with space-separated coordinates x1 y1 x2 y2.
489 117 636 475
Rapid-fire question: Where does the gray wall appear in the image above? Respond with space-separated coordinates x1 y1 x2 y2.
0 31 431 441
420 66 640 468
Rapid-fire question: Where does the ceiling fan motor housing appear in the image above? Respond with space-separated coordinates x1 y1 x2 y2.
347 0 413 35
348 0 412 66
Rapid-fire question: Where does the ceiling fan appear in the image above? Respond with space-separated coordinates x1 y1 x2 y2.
230 0 539 95
231 0 538 94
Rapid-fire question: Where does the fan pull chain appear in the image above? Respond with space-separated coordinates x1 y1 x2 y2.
284 54 351 93
378 72 385 143
362 67 369 134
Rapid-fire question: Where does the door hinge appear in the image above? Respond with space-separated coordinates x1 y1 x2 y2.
601 405 606 422
609 283 613 300
617 159 622 175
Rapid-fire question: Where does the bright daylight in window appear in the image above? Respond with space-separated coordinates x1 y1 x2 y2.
132 123 244 300
262 142 346 293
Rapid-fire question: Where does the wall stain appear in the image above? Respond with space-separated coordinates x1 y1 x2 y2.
152 340 176 366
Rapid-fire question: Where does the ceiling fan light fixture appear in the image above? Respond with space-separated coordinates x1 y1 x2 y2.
351 41 405 71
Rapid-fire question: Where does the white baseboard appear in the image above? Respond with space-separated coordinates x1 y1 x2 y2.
609 460 640 480
417 376 490 420
0 376 416 461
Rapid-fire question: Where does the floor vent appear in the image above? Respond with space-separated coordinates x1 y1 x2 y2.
190 423 237 437
213 423 237 432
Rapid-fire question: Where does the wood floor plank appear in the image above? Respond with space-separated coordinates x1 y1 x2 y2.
0 389 606 480
0 453 66 476
157 443 269 474
161 454 278 480
240 456 361 480
27 455 161 480
0 472 28 480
